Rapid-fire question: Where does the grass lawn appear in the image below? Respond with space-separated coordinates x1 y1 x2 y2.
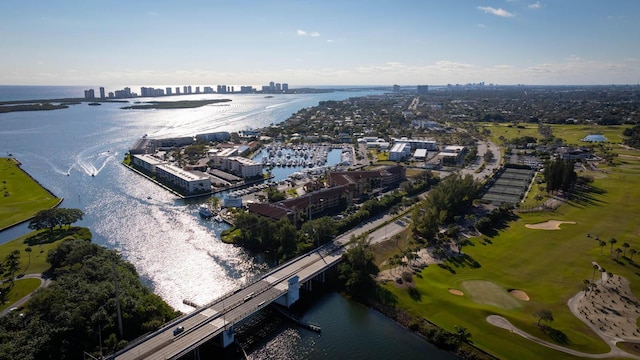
0 227 90 309
0 158 61 230
481 122 631 148
380 144 640 359
0 278 41 312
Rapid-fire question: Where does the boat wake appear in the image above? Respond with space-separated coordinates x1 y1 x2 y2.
75 149 118 176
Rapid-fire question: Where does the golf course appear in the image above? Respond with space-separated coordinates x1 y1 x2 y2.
382 124 640 359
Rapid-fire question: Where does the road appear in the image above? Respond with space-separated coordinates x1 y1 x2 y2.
0 273 51 317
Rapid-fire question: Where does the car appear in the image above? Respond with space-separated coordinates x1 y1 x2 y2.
173 326 184 336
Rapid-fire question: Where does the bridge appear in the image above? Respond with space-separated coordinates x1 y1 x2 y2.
111 242 347 360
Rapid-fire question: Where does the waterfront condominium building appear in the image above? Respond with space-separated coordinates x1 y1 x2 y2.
166 87 172 95
155 164 211 194
84 89 95 99
99 87 105 99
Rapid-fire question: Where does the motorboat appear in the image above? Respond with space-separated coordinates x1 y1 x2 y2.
199 206 214 218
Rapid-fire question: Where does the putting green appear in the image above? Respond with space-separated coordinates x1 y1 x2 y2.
461 280 522 310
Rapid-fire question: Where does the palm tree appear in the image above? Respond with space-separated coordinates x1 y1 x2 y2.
622 242 630 257
615 248 623 262
454 326 471 343
583 279 591 295
24 247 32 266
592 264 599 280
599 240 606 255
630 248 637 262
4 250 21 285
609 238 617 253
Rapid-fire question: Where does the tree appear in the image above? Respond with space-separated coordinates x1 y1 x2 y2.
454 325 471 343
615 248 623 262
25 246 32 266
592 264 599 280
534 309 554 327
609 238 617 254
630 248 637 261
622 242 630 257
338 236 379 294
599 240 606 255
3 250 21 284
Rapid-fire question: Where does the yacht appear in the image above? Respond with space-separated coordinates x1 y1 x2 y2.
199 206 214 218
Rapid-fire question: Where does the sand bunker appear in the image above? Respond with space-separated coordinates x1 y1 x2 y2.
525 220 576 230
448 288 464 296
509 290 530 301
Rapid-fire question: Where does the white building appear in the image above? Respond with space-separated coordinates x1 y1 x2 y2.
392 137 437 151
132 154 165 172
413 149 428 160
208 147 239 168
224 157 263 178
155 164 211 194
388 142 411 161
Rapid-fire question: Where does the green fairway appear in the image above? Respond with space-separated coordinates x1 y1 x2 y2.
482 122 631 147
0 158 61 230
461 280 523 310
382 127 640 359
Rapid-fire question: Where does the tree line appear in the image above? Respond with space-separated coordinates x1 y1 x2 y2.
0 237 179 360
228 175 435 263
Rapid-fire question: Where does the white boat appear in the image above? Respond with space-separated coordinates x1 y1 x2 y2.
199 206 214 218
214 215 223 222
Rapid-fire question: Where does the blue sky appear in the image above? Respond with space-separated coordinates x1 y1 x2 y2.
1 0 638 87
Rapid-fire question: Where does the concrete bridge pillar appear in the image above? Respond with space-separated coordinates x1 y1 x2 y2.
221 326 234 348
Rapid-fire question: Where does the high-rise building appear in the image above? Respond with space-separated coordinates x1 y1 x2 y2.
84 89 95 99
183 86 188 94
275 83 281 92
269 81 275 91
99 87 105 99
282 83 288 92
417 85 429 95
176 87 180 94
187 86 192 94
166 87 172 95
195 86 200 94
393 84 400 92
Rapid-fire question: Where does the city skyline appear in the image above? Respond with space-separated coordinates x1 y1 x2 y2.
1 0 639 86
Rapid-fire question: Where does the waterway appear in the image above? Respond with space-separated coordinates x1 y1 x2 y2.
0 86 456 359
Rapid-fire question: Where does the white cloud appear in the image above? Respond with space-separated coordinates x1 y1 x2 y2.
478 24 487 28
311 32 320 37
477 6 515 17
327 39 335 43
528 2 541 9
297 29 307 35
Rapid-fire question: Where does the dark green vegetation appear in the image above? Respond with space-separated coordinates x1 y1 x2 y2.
0 158 61 230
338 236 379 294
121 99 231 110
0 103 69 113
225 175 434 263
0 237 179 360
623 123 640 149
543 159 577 193
28 208 84 237
411 173 481 242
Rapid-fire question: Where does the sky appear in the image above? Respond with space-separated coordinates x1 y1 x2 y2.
0 0 639 87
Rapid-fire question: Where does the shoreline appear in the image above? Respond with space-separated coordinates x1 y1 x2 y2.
0 157 63 232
